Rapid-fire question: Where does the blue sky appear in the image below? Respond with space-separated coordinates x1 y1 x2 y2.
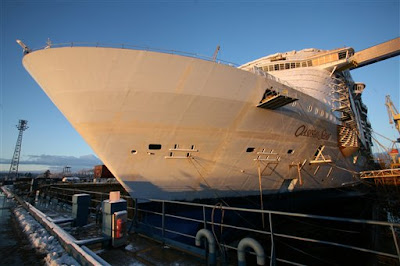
1 0 399 173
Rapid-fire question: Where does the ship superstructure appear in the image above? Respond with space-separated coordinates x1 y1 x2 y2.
240 47 373 159
20 38 399 201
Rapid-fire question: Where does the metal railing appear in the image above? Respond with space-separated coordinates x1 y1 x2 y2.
27 41 239 67
40 187 400 265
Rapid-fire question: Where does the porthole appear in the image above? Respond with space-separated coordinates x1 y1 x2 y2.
131 150 137 154
314 107 319 115
308 105 312 112
287 149 295 154
291 101 297 107
149 144 162 150
246 147 255 153
320 110 324 116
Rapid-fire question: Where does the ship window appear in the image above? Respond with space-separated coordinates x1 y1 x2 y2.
149 144 162 150
315 107 319 115
296 62 300 68
287 149 295 154
131 150 137 154
307 60 312 67
302 62 307 67
269 65 274 71
274 64 279 71
279 63 284 70
246 147 255 153
285 63 290 69
291 63 295 68
338 51 347 59
308 105 312 112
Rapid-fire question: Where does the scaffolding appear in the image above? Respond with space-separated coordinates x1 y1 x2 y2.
360 168 400 186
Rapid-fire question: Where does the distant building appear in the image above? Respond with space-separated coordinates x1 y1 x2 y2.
94 165 115 179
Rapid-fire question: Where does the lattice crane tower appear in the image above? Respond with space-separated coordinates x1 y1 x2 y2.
7 119 29 181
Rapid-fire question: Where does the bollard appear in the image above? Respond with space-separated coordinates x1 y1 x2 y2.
237 237 265 266
195 229 216 265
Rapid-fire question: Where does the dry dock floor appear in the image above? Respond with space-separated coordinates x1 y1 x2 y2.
98 233 203 265
32 198 204 265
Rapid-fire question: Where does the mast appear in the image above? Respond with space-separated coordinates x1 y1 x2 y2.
7 119 29 181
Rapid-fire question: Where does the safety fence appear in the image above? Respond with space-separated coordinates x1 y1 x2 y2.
39 186 400 265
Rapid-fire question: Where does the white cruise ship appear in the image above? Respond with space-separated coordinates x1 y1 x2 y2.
19 39 399 201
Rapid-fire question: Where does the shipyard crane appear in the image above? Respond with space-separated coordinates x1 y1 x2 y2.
385 95 400 137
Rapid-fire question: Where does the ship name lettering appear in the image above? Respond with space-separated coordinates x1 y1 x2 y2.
294 125 331 140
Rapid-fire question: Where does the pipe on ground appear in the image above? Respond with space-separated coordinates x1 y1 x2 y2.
195 229 216 265
237 237 265 266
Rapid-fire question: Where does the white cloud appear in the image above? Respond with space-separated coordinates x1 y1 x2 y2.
0 154 102 172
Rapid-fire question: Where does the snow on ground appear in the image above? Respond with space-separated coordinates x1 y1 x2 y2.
1 185 14 198
13 206 79 266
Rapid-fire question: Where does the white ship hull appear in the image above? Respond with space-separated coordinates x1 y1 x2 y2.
23 46 369 200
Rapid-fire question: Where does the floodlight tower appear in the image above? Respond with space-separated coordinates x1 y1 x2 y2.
7 119 29 181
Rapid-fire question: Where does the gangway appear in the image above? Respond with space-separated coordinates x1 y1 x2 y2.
347 37 400 70
333 37 400 72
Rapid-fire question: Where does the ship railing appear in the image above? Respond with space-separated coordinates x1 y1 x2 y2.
30 41 239 67
252 66 297 89
41 186 400 265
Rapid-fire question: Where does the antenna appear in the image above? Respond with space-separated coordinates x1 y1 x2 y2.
16 39 31 54
7 120 29 182
45 38 52 49
212 45 220 62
